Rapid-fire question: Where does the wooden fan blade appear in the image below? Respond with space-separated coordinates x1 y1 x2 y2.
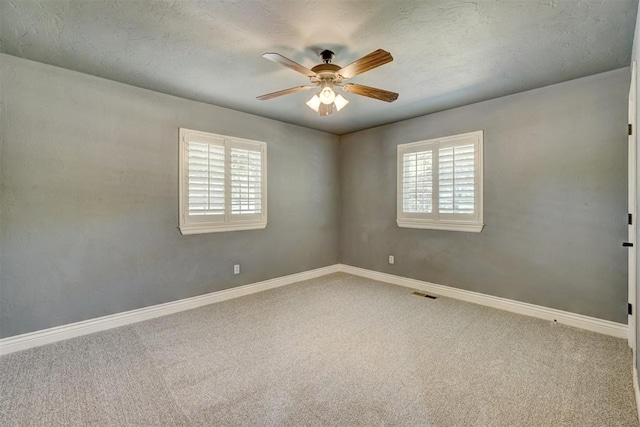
256 86 314 101
319 102 334 116
342 83 398 103
262 53 316 77
338 49 393 80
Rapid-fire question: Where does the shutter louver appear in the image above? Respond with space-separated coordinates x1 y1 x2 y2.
188 141 225 216
402 150 433 213
231 147 262 214
438 144 475 214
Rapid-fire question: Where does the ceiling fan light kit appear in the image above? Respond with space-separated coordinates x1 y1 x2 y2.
257 48 398 117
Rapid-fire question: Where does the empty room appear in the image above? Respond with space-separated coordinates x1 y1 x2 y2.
3 0 640 425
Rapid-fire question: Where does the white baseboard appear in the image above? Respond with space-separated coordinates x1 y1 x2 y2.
0 264 341 355
0 263 628 356
634 365 640 422
338 264 628 339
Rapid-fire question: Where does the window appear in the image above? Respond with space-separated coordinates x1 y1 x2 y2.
397 131 484 232
179 128 267 235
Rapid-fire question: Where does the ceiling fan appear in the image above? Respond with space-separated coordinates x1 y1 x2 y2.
257 49 398 116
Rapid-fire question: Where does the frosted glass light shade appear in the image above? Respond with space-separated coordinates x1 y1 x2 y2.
306 95 321 112
334 94 349 111
319 85 336 105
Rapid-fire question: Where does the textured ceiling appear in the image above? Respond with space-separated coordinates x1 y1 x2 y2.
0 0 637 135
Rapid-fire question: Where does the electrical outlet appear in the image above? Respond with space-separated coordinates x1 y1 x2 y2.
234 264 240 275
388 255 394 265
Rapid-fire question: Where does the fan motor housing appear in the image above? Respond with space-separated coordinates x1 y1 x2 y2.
311 63 341 74
311 63 342 84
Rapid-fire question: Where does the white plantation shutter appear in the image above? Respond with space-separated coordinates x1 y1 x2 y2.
230 146 262 215
188 141 225 216
179 129 267 235
438 144 475 215
397 131 483 232
402 150 433 214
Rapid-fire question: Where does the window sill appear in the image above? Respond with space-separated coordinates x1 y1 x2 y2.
179 221 267 235
396 219 484 233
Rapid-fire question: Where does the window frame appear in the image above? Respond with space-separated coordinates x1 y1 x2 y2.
179 128 267 235
396 130 484 233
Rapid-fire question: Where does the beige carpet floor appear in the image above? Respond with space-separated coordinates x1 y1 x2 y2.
0 273 637 426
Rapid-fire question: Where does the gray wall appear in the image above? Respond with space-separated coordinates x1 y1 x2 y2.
340 68 629 323
0 52 631 338
0 54 340 338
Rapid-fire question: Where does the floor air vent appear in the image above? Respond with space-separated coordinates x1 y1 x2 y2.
412 291 438 299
